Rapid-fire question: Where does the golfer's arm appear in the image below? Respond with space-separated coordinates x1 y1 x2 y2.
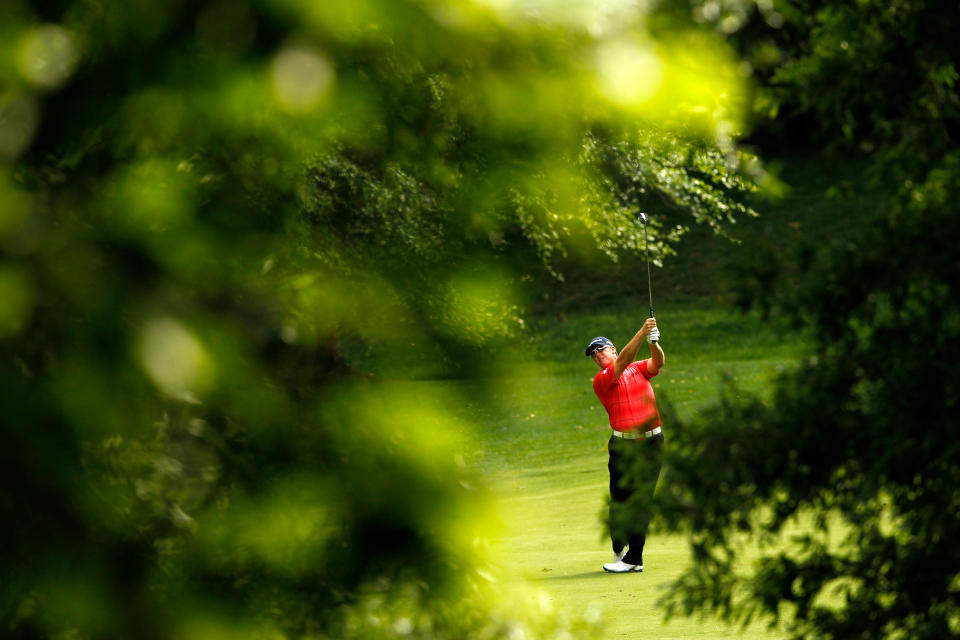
646 341 664 375
613 330 647 380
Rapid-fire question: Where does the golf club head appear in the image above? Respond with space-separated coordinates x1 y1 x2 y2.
637 211 647 224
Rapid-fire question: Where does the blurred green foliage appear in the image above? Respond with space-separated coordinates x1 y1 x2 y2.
0 1 761 638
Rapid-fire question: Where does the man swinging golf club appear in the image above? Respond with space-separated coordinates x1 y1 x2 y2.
585 211 665 573
586 319 664 573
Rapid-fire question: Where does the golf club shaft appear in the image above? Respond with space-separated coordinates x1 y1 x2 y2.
640 213 654 318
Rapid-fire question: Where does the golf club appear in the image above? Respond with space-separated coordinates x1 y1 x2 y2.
637 211 654 318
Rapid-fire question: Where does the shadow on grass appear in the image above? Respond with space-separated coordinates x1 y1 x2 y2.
536 570 641 581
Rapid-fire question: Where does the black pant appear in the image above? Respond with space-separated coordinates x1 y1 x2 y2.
608 431 664 566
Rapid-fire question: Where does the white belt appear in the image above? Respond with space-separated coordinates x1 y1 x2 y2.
612 426 661 440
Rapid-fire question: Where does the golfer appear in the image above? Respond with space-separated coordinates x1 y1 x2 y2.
585 317 664 573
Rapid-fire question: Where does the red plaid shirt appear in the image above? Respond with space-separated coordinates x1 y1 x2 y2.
593 360 660 432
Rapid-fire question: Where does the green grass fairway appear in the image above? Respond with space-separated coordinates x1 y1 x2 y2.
461 306 806 638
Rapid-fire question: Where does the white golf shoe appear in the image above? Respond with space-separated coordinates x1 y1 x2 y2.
614 548 627 563
603 559 643 573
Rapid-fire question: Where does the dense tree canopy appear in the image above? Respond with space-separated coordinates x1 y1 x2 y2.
0 1 760 638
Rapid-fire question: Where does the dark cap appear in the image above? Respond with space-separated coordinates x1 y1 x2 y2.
584 336 614 357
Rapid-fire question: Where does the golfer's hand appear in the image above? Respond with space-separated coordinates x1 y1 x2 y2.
641 317 657 340
647 327 660 344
